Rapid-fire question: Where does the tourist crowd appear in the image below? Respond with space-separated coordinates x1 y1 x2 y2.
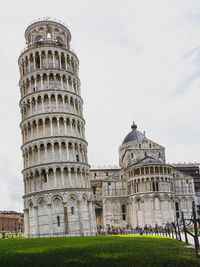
96 221 198 236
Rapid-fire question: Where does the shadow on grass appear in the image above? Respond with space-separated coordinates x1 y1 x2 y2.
0 236 199 267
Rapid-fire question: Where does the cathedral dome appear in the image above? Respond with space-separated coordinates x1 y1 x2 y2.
122 122 145 145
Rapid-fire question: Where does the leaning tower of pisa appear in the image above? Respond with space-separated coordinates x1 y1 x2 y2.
18 18 96 237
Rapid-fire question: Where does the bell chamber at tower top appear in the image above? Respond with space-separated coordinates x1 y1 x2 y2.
25 19 71 49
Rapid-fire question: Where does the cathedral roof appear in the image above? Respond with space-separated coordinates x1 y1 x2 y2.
122 122 145 145
131 156 165 167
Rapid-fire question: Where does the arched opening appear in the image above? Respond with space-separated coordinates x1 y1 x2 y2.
35 52 40 69
175 202 179 219
122 204 126 220
71 206 74 215
42 169 47 183
57 215 60 227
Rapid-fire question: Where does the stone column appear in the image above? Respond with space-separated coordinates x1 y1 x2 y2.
131 199 137 228
33 55 36 70
31 124 34 139
59 142 62 160
47 204 53 236
50 119 53 135
52 143 55 160
39 173 42 190
55 95 58 110
53 169 57 187
44 144 47 162
53 53 55 68
88 201 96 234
23 177 26 194
46 171 49 189
72 144 75 161
35 99 38 113
61 76 63 89
77 200 83 235
23 208 30 238
28 57 30 72
30 101 33 115
66 77 69 90
66 144 69 161
38 147 41 164
33 150 35 165
34 77 37 91
59 54 61 69
57 119 60 135
70 121 73 135
39 53 42 69
34 176 36 191
41 75 43 90
27 151 30 167
80 171 84 188
41 97 44 112
46 52 48 68
47 74 50 88
61 169 64 187
103 199 107 227
62 203 69 235
64 119 67 135
68 170 72 187
33 206 39 237
64 55 67 71
75 170 78 187
75 123 78 137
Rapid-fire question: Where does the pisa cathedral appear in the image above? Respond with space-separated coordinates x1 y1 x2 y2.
19 18 199 237
90 122 199 229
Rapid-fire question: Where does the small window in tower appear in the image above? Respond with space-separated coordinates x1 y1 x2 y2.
94 172 97 178
108 182 111 186
121 175 123 180
76 154 79 162
57 216 60 227
139 144 141 148
71 206 74 215
131 153 134 158
186 179 188 184
106 172 109 176
158 152 161 157
93 187 96 195
149 144 152 148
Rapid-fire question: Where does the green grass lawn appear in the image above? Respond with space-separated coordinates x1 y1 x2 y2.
0 235 199 267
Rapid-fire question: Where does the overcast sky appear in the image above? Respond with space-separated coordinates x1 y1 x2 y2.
0 0 199 211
